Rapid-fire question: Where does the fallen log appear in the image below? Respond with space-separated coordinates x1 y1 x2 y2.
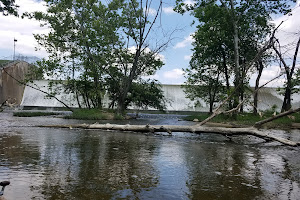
38 123 299 147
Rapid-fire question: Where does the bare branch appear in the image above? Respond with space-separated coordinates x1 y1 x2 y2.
141 0 162 46
255 107 300 127
291 36 300 76
196 59 285 127
2 67 74 112
194 22 285 126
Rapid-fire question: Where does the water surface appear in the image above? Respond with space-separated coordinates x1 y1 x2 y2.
0 112 299 199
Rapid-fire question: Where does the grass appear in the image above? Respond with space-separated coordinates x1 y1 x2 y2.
0 60 10 66
13 112 59 117
64 109 122 120
184 112 300 128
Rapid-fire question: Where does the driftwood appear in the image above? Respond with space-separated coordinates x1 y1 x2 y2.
39 123 299 147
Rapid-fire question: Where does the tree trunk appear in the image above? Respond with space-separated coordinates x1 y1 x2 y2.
273 36 300 112
229 0 241 109
222 51 230 91
222 49 232 109
75 89 82 108
117 49 141 114
240 87 244 113
209 100 213 113
253 60 263 114
281 79 292 112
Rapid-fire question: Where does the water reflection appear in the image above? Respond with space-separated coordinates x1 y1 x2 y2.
18 129 160 199
0 114 300 199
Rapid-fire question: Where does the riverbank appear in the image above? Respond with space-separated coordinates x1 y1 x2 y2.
6 106 300 129
184 112 300 129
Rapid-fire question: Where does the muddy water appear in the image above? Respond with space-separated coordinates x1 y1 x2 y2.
0 112 300 200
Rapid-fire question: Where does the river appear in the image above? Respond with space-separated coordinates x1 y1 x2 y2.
0 111 300 199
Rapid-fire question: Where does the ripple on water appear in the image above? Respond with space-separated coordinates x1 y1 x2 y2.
0 113 300 199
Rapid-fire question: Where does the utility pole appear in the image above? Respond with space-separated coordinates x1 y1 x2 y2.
13 38 17 60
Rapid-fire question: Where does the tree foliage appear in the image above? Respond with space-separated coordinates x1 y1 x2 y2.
127 79 166 111
30 0 166 113
0 0 18 16
176 0 295 113
273 35 300 112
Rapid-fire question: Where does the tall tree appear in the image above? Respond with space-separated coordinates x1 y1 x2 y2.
273 35 300 112
175 0 294 112
114 0 168 114
106 47 165 110
30 0 167 112
31 0 122 109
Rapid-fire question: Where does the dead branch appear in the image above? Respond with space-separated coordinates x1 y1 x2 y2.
196 22 284 127
39 123 299 147
197 72 284 127
255 107 300 127
2 67 74 112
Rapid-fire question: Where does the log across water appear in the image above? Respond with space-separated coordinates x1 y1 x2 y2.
39 123 299 147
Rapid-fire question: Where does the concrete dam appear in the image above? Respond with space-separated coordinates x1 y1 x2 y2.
21 80 300 112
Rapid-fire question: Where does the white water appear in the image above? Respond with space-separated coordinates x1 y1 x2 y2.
21 80 300 111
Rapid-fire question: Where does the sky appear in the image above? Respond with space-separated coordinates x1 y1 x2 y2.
0 0 300 87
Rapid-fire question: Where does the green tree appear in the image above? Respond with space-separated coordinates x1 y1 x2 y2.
114 0 168 114
30 0 167 112
273 35 300 112
0 0 18 16
186 4 234 110
128 79 166 111
31 0 122 109
184 65 225 113
105 47 165 110
175 0 294 112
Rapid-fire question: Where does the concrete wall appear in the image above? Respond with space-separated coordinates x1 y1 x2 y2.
20 80 300 112
0 61 31 105
21 80 80 108
161 84 208 112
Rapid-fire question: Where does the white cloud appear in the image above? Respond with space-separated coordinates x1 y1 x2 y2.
184 54 192 61
128 46 165 62
0 0 48 58
157 53 166 63
163 68 184 79
272 2 300 48
142 74 160 81
161 68 185 84
184 0 196 6
163 7 175 15
174 33 194 49
144 7 156 16
249 65 286 87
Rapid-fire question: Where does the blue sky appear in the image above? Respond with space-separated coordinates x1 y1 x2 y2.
0 0 299 86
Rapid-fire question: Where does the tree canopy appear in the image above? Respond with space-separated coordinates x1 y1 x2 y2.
29 0 167 114
176 0 296 113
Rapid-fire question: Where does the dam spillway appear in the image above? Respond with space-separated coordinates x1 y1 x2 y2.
20 80 300 112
